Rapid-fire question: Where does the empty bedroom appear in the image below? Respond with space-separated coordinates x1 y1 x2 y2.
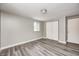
0 3 79 56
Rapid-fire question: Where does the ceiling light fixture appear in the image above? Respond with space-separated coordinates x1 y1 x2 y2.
41 9 47 14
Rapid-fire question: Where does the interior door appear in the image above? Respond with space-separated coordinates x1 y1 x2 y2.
68 18 79 44
46 21 58 41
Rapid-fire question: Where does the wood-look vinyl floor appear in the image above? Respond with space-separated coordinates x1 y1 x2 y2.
0 39 79 56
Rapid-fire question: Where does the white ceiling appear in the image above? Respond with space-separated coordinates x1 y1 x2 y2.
0 3 79 21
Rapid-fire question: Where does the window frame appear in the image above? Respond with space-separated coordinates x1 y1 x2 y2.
34 21 40 32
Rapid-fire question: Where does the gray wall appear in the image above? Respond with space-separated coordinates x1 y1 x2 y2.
1 12 44 48
42 22 46 37
58 17 66 44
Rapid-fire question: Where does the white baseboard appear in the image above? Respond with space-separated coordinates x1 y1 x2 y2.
0 37 43 51
67 41 79 44
43 37 58 41
58 40 66 44
42 37 48 39
0 37 67 51
43 37 66 44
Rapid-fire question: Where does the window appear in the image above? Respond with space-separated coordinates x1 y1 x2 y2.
34 21 40 31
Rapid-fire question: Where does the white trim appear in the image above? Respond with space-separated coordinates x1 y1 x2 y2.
42 37 48 39
58 40 66 44
43 37 58 41
43 37 67 44
0 37 42 51
68 41 79 45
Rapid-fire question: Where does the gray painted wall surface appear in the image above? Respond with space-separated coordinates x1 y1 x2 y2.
58 17 66 43
1 12 44 48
